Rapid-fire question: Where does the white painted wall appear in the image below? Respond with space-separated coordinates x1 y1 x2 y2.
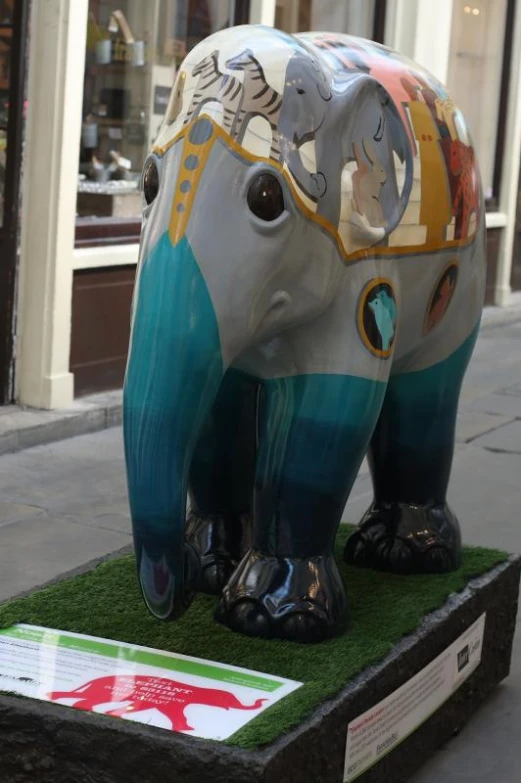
413 0 454 84
16 0 89 409
384 0 417 55
249 0 276 26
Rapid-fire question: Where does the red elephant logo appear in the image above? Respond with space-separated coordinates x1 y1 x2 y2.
47 674 266 732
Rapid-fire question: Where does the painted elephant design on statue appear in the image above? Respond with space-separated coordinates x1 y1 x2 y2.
124 26 486 644
183 50 244 134
450 140 480 239
225 48 283 159
48 675 265 731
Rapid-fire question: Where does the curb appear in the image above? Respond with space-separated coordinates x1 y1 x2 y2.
0 391 122 457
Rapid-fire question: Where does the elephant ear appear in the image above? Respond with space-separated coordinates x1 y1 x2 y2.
345 76 414 247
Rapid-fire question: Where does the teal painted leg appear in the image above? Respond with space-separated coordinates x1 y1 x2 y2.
216 372 387 643
345 326 479 574
186 369 259 593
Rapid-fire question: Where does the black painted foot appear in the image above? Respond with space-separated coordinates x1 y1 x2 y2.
345 502 462 574
215 550 349 643
185 510 252 595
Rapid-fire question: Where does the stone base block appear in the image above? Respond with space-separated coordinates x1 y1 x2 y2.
0 557 519 783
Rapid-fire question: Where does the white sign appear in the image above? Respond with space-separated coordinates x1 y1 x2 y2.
344 613 486 782
0 624 301 740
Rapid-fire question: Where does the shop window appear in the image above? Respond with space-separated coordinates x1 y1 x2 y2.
446 0 513 209
76 0 248 248
274 0 386 42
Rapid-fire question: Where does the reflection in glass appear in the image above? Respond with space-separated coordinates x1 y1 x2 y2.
274 0 376 39
77 1 236 223
446 0 507 201
0 0 13 25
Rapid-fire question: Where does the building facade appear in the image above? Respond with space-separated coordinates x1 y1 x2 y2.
8 0 521 409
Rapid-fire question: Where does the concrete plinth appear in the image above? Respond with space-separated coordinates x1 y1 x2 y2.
0 556 519 783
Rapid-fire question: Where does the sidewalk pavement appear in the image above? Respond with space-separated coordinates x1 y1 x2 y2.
1 307 521 781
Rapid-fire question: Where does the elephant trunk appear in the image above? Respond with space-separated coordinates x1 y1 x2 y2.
123 234 224 620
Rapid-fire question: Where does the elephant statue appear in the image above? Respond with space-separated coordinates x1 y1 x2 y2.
123 25 486 643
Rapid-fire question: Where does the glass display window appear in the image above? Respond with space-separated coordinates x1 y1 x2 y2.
274 0 381 40
446 0 510 205
77 0 244 245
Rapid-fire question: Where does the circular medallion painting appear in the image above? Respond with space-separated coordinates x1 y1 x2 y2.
424 263 458 334
358 278 397 359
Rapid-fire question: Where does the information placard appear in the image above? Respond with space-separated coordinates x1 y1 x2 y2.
344 613 486 781
0 624 301 740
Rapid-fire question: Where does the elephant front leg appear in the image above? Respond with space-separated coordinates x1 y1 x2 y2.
216 373 387 643
186 369 258 594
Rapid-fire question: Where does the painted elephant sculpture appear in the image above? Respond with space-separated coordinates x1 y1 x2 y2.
123 25 486 643
48 675 265 731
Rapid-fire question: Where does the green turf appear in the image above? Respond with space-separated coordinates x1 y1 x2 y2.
0 527 507 749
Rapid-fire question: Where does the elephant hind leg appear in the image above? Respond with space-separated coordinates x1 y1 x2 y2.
345 327 479 574
187 369 258 594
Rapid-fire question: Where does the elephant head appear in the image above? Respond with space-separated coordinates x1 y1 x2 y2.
277 48 332 196
123 34 344 622
278 47 332 143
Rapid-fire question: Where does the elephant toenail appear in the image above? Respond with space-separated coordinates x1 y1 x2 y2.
201 562 233 594
280 612 328 643
228 601 271 638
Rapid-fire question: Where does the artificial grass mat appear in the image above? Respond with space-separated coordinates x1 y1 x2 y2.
0 526 507 749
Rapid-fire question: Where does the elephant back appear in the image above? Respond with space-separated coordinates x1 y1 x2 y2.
153 25 482 260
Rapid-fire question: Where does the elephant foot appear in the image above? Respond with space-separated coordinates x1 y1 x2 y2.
185 510 252 595
344 501 462 574
215 549 349 643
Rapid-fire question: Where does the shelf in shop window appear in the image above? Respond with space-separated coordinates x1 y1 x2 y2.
89 63 149 76
95 118 126 127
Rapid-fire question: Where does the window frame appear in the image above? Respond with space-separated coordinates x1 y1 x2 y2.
372 0 387 44
485 0 515 212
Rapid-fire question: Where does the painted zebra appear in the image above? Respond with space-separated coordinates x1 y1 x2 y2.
184 49 243 133
225 49 283 160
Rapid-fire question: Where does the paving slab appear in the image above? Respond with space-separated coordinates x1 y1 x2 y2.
455 410 513 443
0 512 131 602
412 620 521 783
469 391 521 417
0 500 44 527
471 419 521 453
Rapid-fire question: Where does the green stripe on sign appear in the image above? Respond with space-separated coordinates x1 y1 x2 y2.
0 626 282 692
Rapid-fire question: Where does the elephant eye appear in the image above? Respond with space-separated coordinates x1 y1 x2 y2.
297 88 305 94
142 158 159 205
247 173 285 222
